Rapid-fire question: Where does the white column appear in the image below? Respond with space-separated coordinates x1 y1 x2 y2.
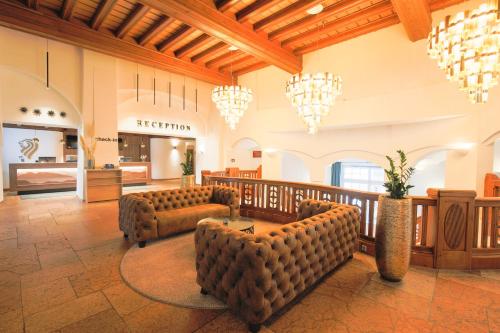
77 50 119 200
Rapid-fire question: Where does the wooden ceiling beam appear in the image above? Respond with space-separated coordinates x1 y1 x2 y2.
179 0 235 61
60 0 78 20
0 1 231 85
236 0 275 24
206 50 243 68
253 0 323 32
191 41 226 63
174 33 211 58
137 15 174 46
140 0 302 73
282 1 393 47
219 55 254 71
177 35 217 58
294 15 399 54
233 61 267 76
156 25 195 52
115 3 150 39
90 0 117 30
269 0 366 41
215 0 240 12
25 0 39 10
390 0 431 41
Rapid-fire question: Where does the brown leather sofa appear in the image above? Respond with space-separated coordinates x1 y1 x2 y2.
119 185 240 247
194 199 360 332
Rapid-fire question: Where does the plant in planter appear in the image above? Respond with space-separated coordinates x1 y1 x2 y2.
180 150 195 188
375 150 415 282
79 135 96 169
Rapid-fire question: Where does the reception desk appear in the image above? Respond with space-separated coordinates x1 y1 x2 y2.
9 161 151 193
9 163 77 192
120 162 151 185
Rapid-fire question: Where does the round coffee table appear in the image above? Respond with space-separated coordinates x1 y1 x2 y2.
198 217 255 234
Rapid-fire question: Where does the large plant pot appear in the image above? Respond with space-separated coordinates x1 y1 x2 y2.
375 196 412 282
180 175 195 188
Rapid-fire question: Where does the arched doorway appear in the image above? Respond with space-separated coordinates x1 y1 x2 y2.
410 151 446 196
328 158 385 193
227 138 261 169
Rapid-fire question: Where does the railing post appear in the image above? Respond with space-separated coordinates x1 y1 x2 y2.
225 167 240 177
433 189 476 269
201 170 210 186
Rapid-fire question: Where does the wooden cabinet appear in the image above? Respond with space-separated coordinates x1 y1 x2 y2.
85 169 122 203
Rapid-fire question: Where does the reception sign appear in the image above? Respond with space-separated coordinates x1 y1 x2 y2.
136 120 191 132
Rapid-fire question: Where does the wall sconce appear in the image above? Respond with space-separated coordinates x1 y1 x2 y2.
263 148 279 157
173 146 177 150
448 142 475 155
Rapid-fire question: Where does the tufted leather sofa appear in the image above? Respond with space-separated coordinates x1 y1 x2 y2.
119 185 240 247
194 199 359 332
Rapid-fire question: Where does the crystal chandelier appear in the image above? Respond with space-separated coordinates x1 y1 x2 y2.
428 1 500 103
285 72 342 134
211 85 252 130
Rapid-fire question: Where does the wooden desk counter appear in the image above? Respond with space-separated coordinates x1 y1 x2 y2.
85 169 122 203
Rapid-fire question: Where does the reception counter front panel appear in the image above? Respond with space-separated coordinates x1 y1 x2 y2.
9 163 77 192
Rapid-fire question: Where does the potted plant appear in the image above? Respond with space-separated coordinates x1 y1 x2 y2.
376 150 415 282
180 150 195 188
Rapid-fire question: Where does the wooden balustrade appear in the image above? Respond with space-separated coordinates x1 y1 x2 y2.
201 165 262 179
203 175 499 269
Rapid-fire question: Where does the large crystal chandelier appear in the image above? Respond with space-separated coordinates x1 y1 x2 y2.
285 72 342 134
211 85 252 130
428 1 500 103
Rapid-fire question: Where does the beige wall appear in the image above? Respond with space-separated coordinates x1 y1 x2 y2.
0 25 224 201
230 0 499 193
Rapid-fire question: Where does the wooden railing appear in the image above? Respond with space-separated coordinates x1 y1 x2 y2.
203 176 499 269
201 165 262 179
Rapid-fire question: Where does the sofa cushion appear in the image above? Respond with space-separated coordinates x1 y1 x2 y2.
156 203 230 237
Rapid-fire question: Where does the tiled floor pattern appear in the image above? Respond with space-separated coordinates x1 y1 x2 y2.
0 192 499 333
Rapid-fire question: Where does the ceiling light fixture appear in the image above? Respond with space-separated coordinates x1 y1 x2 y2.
211 49 253 130
285 72 342 134
428 1 500 103
306 4 323 15
228 45 238 51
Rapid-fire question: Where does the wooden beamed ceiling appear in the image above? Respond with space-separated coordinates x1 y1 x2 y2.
0 0 465 85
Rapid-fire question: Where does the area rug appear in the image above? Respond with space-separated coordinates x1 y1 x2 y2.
120 232 227 310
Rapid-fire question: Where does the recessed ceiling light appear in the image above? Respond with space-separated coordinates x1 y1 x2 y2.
306 4 323 15
228 46 238 51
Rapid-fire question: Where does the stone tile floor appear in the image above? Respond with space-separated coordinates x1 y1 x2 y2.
0 192 499 333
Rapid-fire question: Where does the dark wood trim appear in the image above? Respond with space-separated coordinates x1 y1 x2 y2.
90 0 117 30
175 33 210 58
60 0 77 21
3 123 77 132
137 15 173 46
156 24 194 52
115 3 150 39
236 0 275 23
253 0 323 32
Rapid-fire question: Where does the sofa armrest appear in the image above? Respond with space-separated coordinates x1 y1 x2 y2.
119 194 158 242
211 186 240 218
195 222 273 324
297 199 341 220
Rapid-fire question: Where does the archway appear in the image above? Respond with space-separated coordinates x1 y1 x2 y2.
281 152 310 183
327 158 385 193
226 138 261 169
410 150 446 196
